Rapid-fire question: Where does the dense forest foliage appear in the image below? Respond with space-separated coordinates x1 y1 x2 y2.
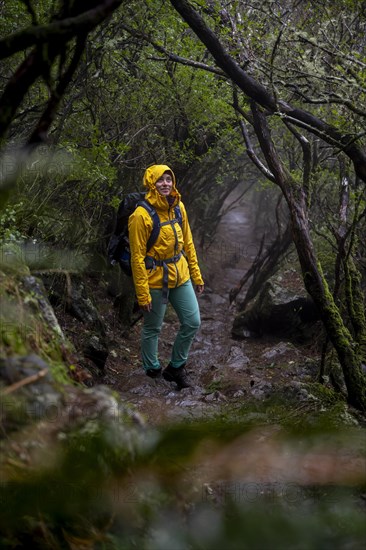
1 1 366 548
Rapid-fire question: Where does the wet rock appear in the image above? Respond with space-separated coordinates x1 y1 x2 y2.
238 329 257 338
232 278 321 342
233 389 245 398
39 273 109 369
177 399 198 407
40 272 105 334
227 346 250 369
63 385 145 427
21 276 65 339
130 384 164 396
82 333 109 369
204 391 227 402
337 406 360 427
261 342 298 360
282 380 319 402
0 354 62 431
249 378 274 399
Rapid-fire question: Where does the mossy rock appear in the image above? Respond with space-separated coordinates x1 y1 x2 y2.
232 278 321 342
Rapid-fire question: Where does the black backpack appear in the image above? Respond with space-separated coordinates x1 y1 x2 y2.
107 192 183 276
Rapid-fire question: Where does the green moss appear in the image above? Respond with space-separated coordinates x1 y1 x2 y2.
0 271 75 387
48 360 76 387
306 382 342 405
205 377 226 393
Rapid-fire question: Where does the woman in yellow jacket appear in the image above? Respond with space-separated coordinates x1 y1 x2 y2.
128 164 204 389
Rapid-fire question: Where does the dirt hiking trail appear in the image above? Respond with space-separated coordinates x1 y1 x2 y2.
102 198 313 425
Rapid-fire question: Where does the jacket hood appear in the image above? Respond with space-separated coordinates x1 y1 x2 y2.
143 164 180 210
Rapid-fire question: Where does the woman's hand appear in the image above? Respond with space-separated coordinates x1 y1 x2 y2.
140 302 152 312
196 284 204 295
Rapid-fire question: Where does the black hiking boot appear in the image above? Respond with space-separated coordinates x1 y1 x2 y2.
162 363 191 390
145 367 162 379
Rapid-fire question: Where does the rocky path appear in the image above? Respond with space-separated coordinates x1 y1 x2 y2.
102 197 308 425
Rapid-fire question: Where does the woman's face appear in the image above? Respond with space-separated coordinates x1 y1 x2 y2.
155 172 173 196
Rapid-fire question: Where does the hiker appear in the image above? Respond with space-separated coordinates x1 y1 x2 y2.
128 164 204 389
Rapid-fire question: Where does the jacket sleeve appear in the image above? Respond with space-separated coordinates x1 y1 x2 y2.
128 208 153 306
180 202 204 286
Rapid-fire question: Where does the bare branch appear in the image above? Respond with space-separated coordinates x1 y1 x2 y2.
119 23 226 78
283 120 312 196
169 0 366 183
232 89 276 182
286 86 366 118
147 53 225 77
1 368 48 396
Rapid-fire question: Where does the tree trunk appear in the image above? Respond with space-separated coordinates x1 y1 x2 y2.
250 102 366 411
289 199 366 410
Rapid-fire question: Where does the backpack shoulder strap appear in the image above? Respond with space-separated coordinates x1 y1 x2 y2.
137 199 160 252
174 204 183 228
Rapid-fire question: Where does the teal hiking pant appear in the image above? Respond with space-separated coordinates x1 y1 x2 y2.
141 279 201 371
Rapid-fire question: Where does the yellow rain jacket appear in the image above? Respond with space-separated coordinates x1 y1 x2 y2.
128 165 204 306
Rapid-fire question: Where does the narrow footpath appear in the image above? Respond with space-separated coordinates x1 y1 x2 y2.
102 198 308 425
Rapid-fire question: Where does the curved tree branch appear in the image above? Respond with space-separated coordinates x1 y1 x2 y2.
0 47 50 142
232 92 276 183
0 0 125 60
0 1 127 144
27 34 87 146
119 23 226 78
169 0 366 183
